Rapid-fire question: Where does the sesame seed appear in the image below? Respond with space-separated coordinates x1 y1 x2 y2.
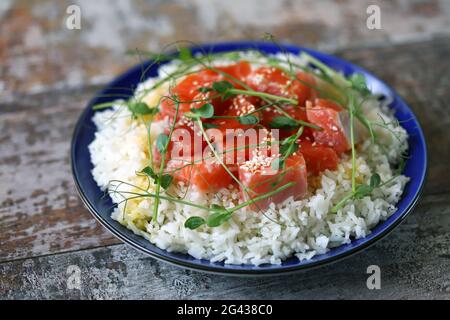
240 149 280 173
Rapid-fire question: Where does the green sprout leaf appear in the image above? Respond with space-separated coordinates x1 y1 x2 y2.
184 216 206 229
280 142 298 158
178 47 192 61
212 80 234 101
210 204 227 212
269 116 299 129
156 133 169 153
189 103 215 119
238 115 259 125
353 184 373 199
370 173 381 188
141 167 172 189
206 211 232 227
198 87 212 93
160 174 173 189
222 92 233 101
350 73 370 96
204 204 232 227
141 166 158 180
203 123 219 129
212 80 233 93
271 157 284 171
281 134 298 146
128 102 158 118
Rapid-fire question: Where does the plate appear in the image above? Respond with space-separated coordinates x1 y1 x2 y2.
71 42 427 275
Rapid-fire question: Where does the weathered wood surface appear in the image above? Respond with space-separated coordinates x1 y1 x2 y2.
1 0 450 299
2 0 450 100
1 193 449 300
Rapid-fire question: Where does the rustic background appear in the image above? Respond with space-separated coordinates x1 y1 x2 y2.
1 0 450 299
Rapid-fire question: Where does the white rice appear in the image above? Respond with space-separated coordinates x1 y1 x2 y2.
88 53 409 265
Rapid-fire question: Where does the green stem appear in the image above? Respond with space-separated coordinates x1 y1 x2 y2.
281 126 304 161
331 193 354 213
300 52 349 86
349 94 357 193
111 190 211 211
93 101 119 110
295 119 322 130
152 99 179 222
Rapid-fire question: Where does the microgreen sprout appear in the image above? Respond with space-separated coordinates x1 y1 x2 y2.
151 95 179 221
238 114 259 125
185 103 215 119
140 166 173 190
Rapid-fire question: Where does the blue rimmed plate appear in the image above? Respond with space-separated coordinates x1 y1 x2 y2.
71 42 427 275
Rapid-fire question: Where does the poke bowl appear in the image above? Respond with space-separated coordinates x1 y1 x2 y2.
71 41 427 275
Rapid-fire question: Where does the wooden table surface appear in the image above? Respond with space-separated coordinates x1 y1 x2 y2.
1 0 450 299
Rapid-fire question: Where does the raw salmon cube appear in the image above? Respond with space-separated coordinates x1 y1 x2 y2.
238 151 308 211
166 158 234 192
298 140 339 175
306 99 351 154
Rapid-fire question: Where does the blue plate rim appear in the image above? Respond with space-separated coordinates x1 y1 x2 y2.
71 41 428 276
